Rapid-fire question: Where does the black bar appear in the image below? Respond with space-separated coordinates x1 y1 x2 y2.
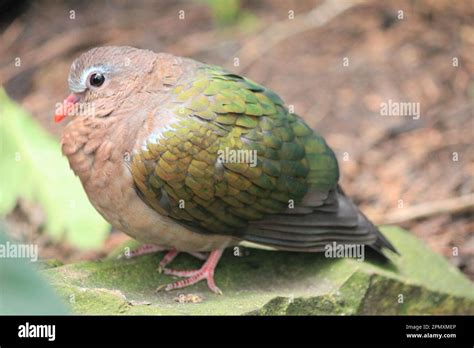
0 315 472 346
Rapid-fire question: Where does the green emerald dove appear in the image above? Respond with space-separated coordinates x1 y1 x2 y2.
56 46 397 294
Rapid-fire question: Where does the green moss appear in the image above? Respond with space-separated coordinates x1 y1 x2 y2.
359 275 474 315
36 259 64 271
41 227 474 315
54 284 130 315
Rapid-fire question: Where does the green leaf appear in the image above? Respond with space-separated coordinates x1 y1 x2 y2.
0 229 69 314
202 0 241 26
0 88 109 249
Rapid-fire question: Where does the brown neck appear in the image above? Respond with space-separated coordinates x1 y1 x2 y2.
60 52 187 189
61 113 141 189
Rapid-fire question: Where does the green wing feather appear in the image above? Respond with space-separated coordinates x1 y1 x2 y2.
131 65 339 237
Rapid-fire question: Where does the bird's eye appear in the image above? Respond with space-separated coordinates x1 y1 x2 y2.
89 73 105 87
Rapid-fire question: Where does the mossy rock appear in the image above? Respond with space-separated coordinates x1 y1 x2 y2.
41 227 474 315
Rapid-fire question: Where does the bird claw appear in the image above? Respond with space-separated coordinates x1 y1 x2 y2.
158 267 222 294
155 284 168 293
213 287 223 295
155 249 224 294
155 249 207 274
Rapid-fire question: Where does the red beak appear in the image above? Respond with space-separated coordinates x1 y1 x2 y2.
54 93 80 123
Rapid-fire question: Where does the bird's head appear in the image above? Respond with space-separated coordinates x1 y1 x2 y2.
54 46 156 122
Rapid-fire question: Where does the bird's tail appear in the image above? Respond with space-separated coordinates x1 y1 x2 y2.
337 186 399 256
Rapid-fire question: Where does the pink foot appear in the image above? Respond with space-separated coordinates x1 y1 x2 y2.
157 249 224 294
126 244 165 258
157 249 179 272
157 249 208 272
126 245 207 266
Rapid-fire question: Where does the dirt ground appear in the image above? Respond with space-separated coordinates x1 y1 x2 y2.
1 0 473 279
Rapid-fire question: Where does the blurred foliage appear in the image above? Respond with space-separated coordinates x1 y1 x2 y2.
201 0 259 32
0 88 109 249
204 0 241 25
0 228 68 314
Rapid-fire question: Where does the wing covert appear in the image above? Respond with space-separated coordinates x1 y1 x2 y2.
131 65 341 244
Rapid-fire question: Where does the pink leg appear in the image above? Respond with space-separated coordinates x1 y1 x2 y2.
127 244 165 258
127 245 206 265
157 249 179 273
188 251 208 260
158 249 224 294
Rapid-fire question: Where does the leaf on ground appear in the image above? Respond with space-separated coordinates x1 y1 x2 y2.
0 229 69 314
0 88 109 249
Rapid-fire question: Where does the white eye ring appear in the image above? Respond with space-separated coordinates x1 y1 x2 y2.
68 64 111 93
81 65 108 88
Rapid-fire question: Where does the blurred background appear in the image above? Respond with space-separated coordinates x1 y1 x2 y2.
0 0 473 280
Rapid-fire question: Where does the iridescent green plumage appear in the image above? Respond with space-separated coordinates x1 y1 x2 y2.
131 66 339 237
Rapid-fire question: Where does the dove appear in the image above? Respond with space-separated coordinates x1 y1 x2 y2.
56 46 397 294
